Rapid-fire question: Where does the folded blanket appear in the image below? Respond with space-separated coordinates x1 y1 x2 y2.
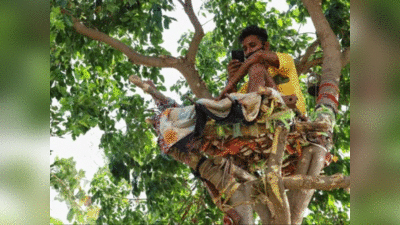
153 93 262 153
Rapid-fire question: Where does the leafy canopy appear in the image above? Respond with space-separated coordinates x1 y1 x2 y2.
50 0 349 223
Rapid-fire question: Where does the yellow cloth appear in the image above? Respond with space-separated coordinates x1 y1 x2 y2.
238 52 306 114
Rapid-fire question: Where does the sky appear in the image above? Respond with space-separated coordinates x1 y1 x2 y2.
50 0 317 223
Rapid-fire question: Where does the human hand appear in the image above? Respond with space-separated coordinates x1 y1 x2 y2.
246 49 267 65
216 86 231 101
227 59 243 80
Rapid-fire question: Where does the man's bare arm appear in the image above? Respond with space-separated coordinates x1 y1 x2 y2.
261 51 279 68
218 51 278 99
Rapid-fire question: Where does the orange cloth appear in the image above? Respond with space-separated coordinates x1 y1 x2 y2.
217 139 257 157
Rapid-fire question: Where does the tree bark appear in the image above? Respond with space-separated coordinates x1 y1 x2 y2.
296 39 320 75
287 144 327 224
283 174 350 190
178 0 205 64
286 0 344 223
302 0 342 114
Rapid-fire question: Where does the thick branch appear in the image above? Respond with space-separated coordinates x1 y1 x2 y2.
283 174 350 190
212 157 257 182
287 143 329 224
180 0 205 64
266 126 288 173
296 46 349 75
262 126 291 224
302 0 342 113
69 16 180 68
175 64 213 99
300 40 320 65
298 57 323 75
296 40 320 74
294 121 330 133
63 9 211 99
129 75 168 102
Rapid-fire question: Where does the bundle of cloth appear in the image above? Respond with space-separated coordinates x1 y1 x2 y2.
150 89 336 176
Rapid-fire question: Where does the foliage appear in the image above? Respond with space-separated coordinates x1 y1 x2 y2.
50 157 100 224
50 0 350 223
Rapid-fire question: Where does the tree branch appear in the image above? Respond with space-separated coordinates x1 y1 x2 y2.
302 0 342 114
283 174 350 190
294 121 331 133
51 174 84 212
301 40 320 63
181 0 205 64
212 157 257 182
287 143 329 224
297 46 349 74
261 126 291 224
129 75 168 102
177 0 185 6
298 57 323 75
341 47 350 67
266 126 288 173
65 13 180 68
62 9 212 99
296 39 320 74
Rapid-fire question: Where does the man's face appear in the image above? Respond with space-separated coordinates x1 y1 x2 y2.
241 35 269 58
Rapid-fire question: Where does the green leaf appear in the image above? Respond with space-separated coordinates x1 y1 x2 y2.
56 0 67 8
277 19 283 27
67 208 75 222
63 15 73 27
50 217 64 225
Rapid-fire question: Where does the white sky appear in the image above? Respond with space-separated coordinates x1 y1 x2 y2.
50 0 317 223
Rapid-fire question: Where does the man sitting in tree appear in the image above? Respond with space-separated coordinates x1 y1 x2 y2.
220 25 307 115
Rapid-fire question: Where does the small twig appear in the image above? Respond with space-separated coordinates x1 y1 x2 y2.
181 200 195 221
51 174 84 212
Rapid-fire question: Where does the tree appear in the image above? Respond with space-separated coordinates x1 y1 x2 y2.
50 0 350 224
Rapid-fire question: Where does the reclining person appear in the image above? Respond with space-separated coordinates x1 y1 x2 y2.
220 25 306 115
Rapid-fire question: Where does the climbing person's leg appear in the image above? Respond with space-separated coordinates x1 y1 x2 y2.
248 63 277 93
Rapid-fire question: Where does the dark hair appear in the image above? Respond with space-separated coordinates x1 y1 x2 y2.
239 25 268 44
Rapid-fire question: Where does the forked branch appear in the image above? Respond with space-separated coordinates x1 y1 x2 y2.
299 57 323 74
296 39 320 75
178 0 205 64
297 47 350 75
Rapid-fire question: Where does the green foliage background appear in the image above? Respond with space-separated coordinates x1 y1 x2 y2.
50 0 350 224
2 0 400 224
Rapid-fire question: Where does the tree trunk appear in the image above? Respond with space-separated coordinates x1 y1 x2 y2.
287 145 326 224
167 148 254 224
